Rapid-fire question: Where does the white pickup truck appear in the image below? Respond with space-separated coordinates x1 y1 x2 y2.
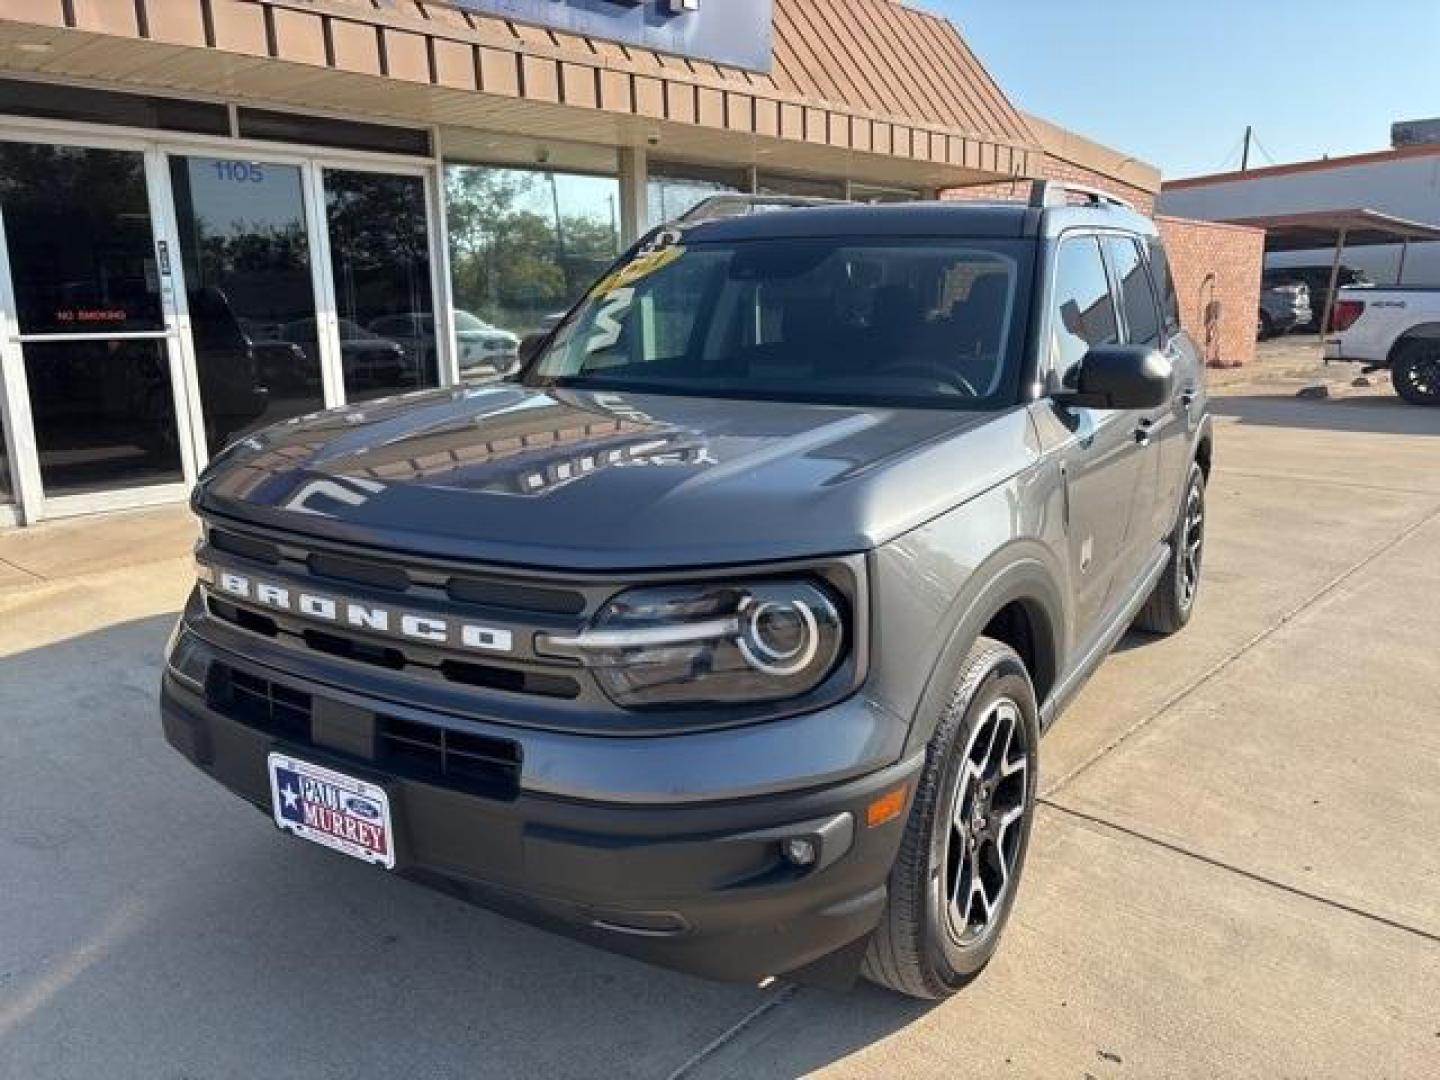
1324 286 1440 406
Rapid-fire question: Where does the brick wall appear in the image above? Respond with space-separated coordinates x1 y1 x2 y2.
943 156 1157 215
1156 216 1264 368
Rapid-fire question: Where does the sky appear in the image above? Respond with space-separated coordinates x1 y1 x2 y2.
933 0 1440 180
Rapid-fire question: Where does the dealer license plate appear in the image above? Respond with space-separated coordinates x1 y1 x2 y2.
268 752 395 869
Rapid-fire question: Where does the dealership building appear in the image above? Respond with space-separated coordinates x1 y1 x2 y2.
0 0 1204 528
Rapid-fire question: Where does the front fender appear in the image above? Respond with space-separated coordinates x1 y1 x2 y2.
903 547 1067 757
865 469 1071 760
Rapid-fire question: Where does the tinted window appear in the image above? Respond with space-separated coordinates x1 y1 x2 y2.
237 109 430 156
169 155 325 452
324 169 438 402
1146 237 1182 336
756 173 846 200
0 144 183 495
0 142 163 334
445 164 622 340
23 340 183 495
0 79 228 135
648 161 748 223
1050 236 1118 378
1107 236 1162 347
529 238 1030 409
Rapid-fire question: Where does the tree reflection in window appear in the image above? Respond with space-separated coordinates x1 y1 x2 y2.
445 166 621 341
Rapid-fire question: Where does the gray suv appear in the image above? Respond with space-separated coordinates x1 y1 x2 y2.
162 183 1211 999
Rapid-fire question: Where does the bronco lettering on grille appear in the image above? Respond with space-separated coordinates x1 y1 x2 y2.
212 569 515 654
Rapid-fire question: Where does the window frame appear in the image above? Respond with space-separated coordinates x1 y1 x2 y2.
1143 234 1183 342
1102 232 1166 350
1042 230 1122 387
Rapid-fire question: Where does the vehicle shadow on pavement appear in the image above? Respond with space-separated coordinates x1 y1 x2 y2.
0 615 932 1079
1211 392 1440 436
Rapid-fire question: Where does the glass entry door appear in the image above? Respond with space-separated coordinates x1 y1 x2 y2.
0 141 189 505
166 156 444 465
320 168 439 403
168 155 327 455
0 140 448 519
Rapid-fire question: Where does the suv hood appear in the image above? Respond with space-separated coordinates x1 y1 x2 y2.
196 384 1037 570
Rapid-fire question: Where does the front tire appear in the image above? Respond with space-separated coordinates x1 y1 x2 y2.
862 637 1039 999
1391 339 1440 406
1135 463 1206 635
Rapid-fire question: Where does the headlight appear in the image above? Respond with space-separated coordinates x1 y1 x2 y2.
540 580 845 708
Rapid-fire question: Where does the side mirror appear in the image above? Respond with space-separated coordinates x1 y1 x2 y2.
1054 345 1173 410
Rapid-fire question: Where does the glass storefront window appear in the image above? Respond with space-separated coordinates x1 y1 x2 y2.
851 184 920 204
444 165 621 355
170 155 325 453
648 162 749 224
323 169 438 402
756 173 846 201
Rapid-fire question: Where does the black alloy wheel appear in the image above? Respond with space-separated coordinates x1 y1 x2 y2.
863 637 1039 999
942 696 1030 947
1134 463 1207 635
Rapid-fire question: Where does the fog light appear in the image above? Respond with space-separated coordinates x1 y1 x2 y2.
781 837 817 867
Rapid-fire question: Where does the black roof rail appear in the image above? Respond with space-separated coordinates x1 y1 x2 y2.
1028 180 1135 211
675 193 847 224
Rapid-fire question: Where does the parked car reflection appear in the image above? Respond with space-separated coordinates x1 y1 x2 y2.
368 310 520 378
187 286 282 449
454 310 521 376
281 317 418 395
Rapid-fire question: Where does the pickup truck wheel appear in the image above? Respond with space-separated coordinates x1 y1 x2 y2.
1392 340 1440 406
862 636 1038 999
1135 463 1206 635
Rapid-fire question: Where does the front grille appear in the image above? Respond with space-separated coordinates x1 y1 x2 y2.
209 526 586 615
209 665 312 742
205 662 522 801
308 552 410 593
379 717 522 801
207 597 278 639
204 595 582 699
201 525 592 701
212 529 281 566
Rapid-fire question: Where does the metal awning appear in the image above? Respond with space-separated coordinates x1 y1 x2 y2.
1221 209 1440 336
1222 208 1440 251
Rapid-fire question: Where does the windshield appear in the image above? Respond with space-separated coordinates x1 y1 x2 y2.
526 236 1031 409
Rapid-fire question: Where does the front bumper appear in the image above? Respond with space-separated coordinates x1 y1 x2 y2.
161 631 919 985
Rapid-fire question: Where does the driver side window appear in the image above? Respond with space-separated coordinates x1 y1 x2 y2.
1049 236 1119 384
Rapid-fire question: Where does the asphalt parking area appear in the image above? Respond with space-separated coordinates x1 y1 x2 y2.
2 372 1437 1078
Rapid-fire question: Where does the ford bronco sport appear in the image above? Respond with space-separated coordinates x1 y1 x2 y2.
162 182 1212 999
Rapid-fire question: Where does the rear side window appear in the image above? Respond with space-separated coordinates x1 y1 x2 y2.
1049 235 1118 378
1146 237 1182 337
1107 236 1162 347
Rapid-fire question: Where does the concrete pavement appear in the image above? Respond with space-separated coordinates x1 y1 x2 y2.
1 371 1437 1078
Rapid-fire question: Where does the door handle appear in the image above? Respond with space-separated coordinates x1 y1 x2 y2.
1181 387 1198 408
1134 419 1154 446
